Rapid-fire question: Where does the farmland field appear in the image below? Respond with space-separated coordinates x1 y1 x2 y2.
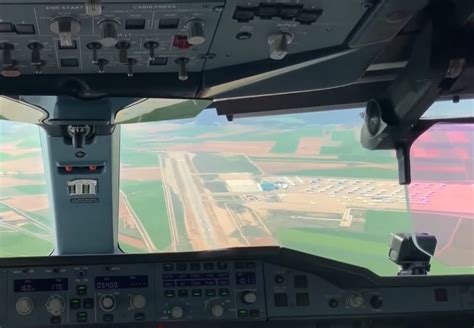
1 107 472 276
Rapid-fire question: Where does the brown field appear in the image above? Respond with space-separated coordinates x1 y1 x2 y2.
2 195 49 212
0 177 44 187
118 234 146 250
0 147 39 157
0 157 45 174
296 137 324 155
166 141 275 155
121 167 162 181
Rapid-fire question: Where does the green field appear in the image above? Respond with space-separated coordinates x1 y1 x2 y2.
120 180 171 251
0 233 52 257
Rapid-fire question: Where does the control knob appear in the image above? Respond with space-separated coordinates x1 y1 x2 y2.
130 294 146 310
0 42 14 68
50 17 81 48
346 292 364 308
170 306 184 319
16 297 34 315
211 304 224 317
46 295 65 316
267 32 294 60
241 291 257 304
99 20 119 47
185 19 206 45
99 294 116 311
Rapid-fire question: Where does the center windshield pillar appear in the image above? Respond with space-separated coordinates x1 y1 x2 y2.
32 97 121 255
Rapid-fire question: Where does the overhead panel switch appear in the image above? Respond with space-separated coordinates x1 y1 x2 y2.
267 32 293 60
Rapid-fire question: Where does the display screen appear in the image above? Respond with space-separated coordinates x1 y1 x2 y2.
95 275 148 289
236 272 256 285
14 278 68 293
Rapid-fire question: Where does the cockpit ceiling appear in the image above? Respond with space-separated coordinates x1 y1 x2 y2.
0 0 436 101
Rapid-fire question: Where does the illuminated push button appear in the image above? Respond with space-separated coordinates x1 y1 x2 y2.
211 304 224 317
170 306 184 319
130 294 147 310
99 294 116 312
241 291 257 304
46 295 65 316
16 297 33 315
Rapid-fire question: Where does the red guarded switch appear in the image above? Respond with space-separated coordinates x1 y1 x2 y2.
173 35 191 49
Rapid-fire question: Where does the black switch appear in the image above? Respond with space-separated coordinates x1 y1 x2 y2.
190 263 201 271
61 58 79 67
296 293 310 306
178 289 189 297
294 275 308 288
159 18 180 29
434 288 448 302
204 262 214 270
135 313 145 321
50 316 61 324
83 298 94 309
257 3 279 19
0 23 14 33
77 312 88 323
176 263 187 271
279 4 303 20
217 262 228 270
296 9 323 25
274 293 288 307
163 263 174 271
249 309 260 317
15 24 35 34
125 19 146 30
103 314 114 322
233 6 257 22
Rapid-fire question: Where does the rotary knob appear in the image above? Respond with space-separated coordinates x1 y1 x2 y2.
170 306 184 319
99 294 116 312
130 294 146 310
50 17 81 48
99 20 119 47
185 19 205 45
16 297 34 315
267 32 294 60
241 291 257 304
211 304 224 317
46 295 65 316
346 292 364 308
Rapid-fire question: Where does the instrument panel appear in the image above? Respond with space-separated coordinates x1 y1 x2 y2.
0 0 429 98
0 247 473 327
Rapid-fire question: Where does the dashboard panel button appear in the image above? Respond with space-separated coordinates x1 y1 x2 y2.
274 293 288 307
83 298 94 309
296 293 310 306
294 275 308 288
103 314 114 322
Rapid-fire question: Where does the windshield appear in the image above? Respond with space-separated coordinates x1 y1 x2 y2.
1 103 472 276
0 121 52 257
118 106 473 275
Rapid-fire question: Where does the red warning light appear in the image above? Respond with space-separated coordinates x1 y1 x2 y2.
173 35 191 49
65 166 73 173
89 165 97 172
